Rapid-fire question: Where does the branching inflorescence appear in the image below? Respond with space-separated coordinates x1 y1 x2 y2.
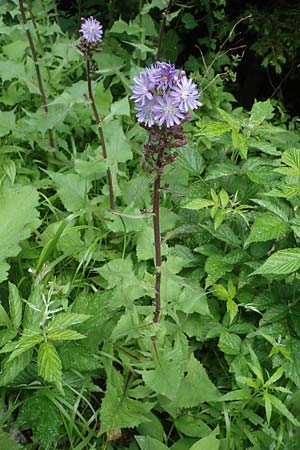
130 62 201 322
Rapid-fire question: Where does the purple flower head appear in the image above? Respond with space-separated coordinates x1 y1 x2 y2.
130 71 154 106
80 17 103 44
170 76 202 112
136 98 156 128
130 61 201 128
153 94 185 128
149 62 177 90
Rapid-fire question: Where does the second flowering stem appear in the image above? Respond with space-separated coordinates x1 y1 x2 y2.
86 56 114 210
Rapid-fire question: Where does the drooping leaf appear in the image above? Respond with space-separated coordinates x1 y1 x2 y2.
0 185 40 283
37 342 63 391
175 354 219 407
189 427 220 450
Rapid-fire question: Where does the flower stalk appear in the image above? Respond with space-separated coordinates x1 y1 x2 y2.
78 17 114 209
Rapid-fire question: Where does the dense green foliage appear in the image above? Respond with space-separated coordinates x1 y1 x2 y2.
0 1 300 449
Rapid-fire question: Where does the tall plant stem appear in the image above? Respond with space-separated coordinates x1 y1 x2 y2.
86 56 114 210
19 0 54 149
156 0 172 61
152 151 164 323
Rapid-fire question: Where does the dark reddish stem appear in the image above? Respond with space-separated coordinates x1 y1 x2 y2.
19 0 54 149
86 56 114 210
152 150 164 323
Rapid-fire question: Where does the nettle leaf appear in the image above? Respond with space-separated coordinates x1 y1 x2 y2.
175 354 219 407
0 185 39 284
176 145 204 176
251 197 293 222
37 342 63 391
17 394 62 450
197 121 231 136
100 382 153 433
47 329 86 341
252 248 300 275
0 431 24 450
183 198 214 210
175 414 211 438
110 95 130 117
1 333 43 361
217 108 240 129
219 332 242 355
245 212 290 245
189 427 220 450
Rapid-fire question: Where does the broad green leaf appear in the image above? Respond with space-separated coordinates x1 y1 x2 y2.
102 119 132 163
47 329 86 341
136 436 169 450
110 18 140 35
175 355 219 407
219 332 242 355
281 147 300 168
0 110 15 137
264 391 272 423
175 414 211 438
8 283 22 329
48 172 91 213
142 0 165 13
217 108 240 129
37 342 63 391
0 349 32 386
183 198 214 210
100 383 153 433
252 248 300 275
0 303 12 328
1 334 43 361
176 145 204 175
232 128 248 159
245 212 289 245
142 343 184 400
110 95 130 117
17 394 61 449
47 313 90 331
249 100 274 127
0 431 24 450
0 61 25 82
0 185 40 283
200 121 231 136
189 427 220 450
251 197 292 221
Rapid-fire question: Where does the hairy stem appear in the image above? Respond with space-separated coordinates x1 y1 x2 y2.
19 0 54 148
156 0 172 61
86 56 114 209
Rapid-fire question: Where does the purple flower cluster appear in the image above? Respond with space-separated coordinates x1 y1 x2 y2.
80 17 103 44
130 62 201 128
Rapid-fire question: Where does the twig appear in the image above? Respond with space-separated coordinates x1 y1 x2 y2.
156 0 172 61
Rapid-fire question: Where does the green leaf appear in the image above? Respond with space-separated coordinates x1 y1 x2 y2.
0 61 25 82
17 394 62 450
110 96 130 117
249 100 274 127
245 212 289 245
1 333 43 361
0 303 12 328
175 414 211 438
102 119 132 163
0 431 24 450
100 384 153 433
218 389 251 401
47 329 86 341
0 185 40 283
48 172 91 213
142 343 184 400
175 355 219 407
37 342 63 391
232 128 248 159
268 393 300 426
219 332 242 355
189 427 220 450
136 436 169 450
176 145 204 175
263 391 272 423
183 198 214 210
0 110 15 137
8 283 22 329
0 349 32 386
47 313 90 331
252 248 300 275
217 108 240 129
